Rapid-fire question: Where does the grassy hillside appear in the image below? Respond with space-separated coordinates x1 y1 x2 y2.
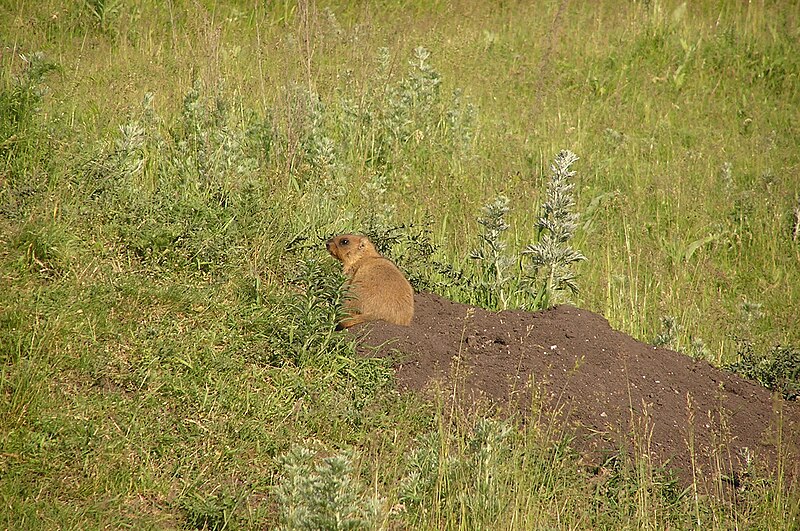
2 0 799 528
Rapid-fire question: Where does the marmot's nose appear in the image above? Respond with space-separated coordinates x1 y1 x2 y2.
325 239 334 250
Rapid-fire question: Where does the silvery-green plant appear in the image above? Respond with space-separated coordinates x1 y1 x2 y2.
276 46 475 189
15 52 58 104
523 150 586 308
404 46 442 112
689 336 709 360
361 171 397 227
720 161 733 192
471 194 514 309
376 47 391 78
385 46 442 143
399 431 450 512
177 79 256 181
301 88 337 174
653 315 679 349
739 299 764 339
467 418 512 519
114 122 146 178
740 300 764 323
399 420 513 526
1 52 58 154
446 88 477 153
275 445 383 531
654 319 714 361
280 84 340 189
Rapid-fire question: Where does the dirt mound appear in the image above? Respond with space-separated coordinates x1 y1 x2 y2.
356 293 800 486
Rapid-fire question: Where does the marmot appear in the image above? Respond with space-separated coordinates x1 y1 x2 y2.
326 234 414 329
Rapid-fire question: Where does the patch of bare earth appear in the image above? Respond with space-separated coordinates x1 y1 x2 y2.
355 293 799 486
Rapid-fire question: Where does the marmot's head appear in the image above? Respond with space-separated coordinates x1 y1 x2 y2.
326 234 378 267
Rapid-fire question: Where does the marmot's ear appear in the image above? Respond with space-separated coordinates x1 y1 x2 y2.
358 239 366 249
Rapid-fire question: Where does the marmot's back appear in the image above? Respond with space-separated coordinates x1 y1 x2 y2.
326 234 414 328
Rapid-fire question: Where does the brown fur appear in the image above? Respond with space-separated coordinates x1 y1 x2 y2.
326 234 414 329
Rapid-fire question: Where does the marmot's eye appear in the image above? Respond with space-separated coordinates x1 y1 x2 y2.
341 238 349 245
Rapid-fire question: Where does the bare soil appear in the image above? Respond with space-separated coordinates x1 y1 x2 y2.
355 293 800 486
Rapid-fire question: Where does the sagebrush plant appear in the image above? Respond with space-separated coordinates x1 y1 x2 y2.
726 341 800 401
177 78 259 180
689 336 710 360
282 84 338 183
523 150 586 308
0 51 58 132
445 87 478 155
385 46 442 144
82 82 262 273
275 45 474 194
653 315 679 349
470 150 586 311
398 419 516 528
470 194 514 309
0 51 59 216
276 445 384 530
179 488 240 531
652 316 711 360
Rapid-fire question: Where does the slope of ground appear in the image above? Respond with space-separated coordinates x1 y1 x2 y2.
356 293 799 486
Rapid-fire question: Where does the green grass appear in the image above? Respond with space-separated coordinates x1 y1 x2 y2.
2 0 799 528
